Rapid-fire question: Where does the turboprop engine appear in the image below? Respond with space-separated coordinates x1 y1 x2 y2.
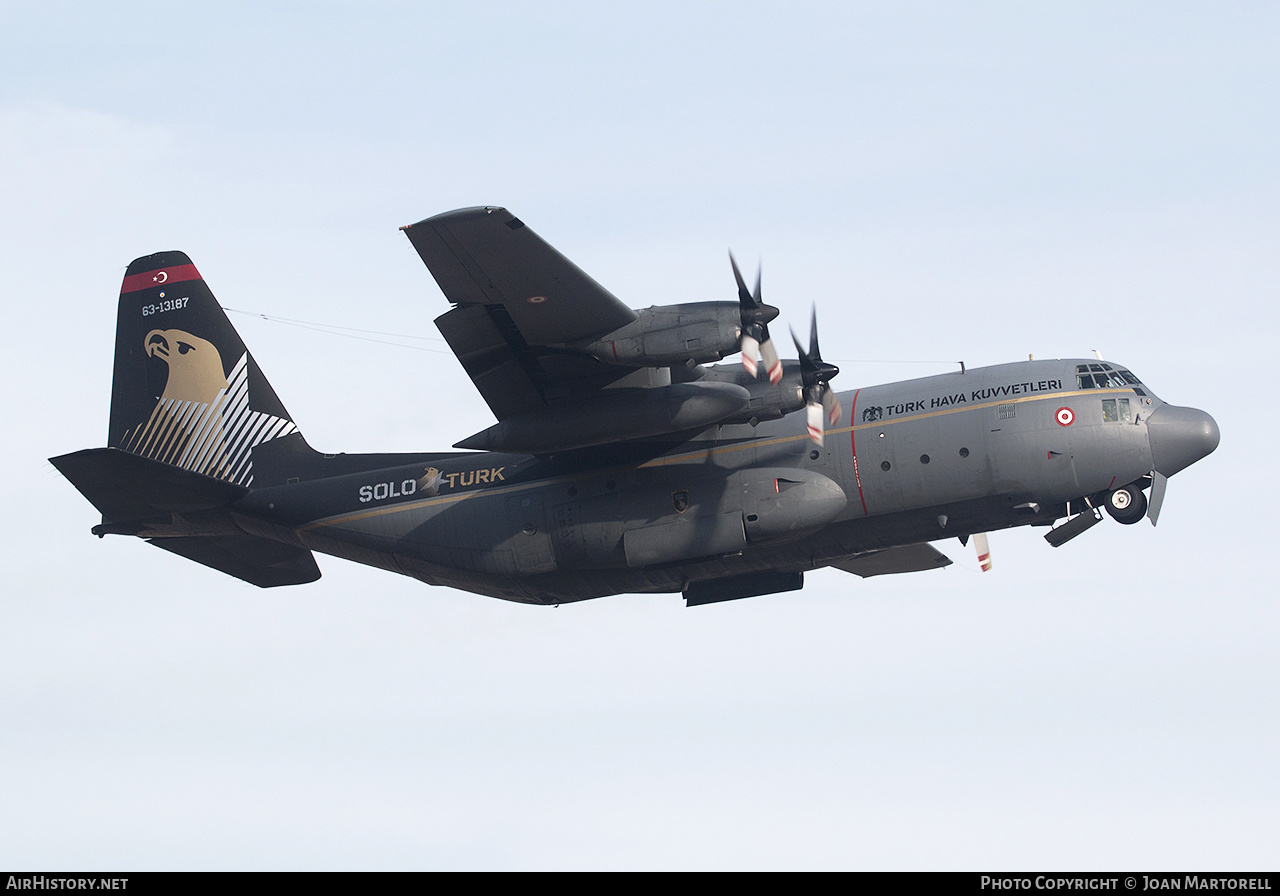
576 302 744 367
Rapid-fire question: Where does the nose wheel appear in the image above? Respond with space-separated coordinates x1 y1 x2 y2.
1104 484 1148 525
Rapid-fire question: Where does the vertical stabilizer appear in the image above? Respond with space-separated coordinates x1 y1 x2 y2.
109 252 304 487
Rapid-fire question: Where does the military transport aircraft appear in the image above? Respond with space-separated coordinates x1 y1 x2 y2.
50 207 1220 605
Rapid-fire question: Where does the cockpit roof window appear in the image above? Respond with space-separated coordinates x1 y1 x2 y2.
1076 364 1142 390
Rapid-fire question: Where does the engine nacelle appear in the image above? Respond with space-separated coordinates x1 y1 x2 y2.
454 381 751 454
576 302 741 367
695 361 809 424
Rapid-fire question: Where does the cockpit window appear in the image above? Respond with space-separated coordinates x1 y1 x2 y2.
1076 363 1143 390
1102 397 1132 423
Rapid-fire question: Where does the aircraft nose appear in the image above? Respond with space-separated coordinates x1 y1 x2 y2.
1147 404 1220 477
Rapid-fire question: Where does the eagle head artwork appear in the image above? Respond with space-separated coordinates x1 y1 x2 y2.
120 328 233 477
417 467 443 496
144 329 229 404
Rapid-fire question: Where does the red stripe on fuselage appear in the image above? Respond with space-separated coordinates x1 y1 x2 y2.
120 264 202 294
849 388 869 516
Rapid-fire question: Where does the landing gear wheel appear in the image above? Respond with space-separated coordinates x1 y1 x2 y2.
1105 484 1147 525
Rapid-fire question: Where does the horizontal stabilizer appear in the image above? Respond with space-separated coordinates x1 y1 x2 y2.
832 543 953 578
53 447 321 587
50 447 247 522
150 534 320 588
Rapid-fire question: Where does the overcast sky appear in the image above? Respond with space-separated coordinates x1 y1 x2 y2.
2 1 1276 870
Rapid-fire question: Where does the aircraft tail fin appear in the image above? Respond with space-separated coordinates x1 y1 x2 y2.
50 251 352 588
107 252 314 488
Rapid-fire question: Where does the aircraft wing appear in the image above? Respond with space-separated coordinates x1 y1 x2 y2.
402 207 640 421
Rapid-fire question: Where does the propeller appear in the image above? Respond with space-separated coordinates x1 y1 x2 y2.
973 532 993 572
792 308 842 445
729 252 782 384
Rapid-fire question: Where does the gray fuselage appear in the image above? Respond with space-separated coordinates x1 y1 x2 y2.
232 357 1215 604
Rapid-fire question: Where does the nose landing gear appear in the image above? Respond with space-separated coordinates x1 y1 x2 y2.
1104 483 1148 525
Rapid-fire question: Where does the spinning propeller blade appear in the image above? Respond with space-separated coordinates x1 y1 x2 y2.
760 335 782 385
729 252 781 384
822 387 842 427
740 331 759 378
792 308 841 445
974 532 993 572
